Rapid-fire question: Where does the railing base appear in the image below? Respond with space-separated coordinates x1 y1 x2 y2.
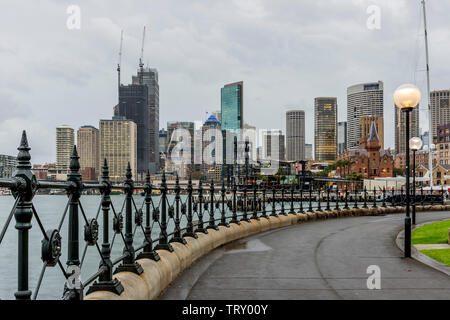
86 278 124 296
170 236 188 245
137 250 161 261
154 243 174 252
114 262 144 275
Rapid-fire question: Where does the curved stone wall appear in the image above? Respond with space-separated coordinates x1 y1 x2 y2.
85 204 450 300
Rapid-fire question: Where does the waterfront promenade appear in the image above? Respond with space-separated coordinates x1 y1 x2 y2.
162 211 450 300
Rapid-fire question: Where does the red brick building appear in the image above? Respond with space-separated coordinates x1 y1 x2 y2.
337 121 395 179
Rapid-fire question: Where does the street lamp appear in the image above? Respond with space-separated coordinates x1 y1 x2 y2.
410 137 423 225
394 84 421 258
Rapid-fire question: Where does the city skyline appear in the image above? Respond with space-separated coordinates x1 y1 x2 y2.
1 1 450 164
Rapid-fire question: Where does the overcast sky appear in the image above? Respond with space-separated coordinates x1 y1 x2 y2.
0 0 449 164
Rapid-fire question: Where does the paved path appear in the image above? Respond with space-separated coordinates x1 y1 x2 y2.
161 211 450 300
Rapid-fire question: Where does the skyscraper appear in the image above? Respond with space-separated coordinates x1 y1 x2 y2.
337 122 347 155
314 97 337 162
117 83 150 174
167 121 195 174
360 115 384 150
202 114 222 181
77 125 100 180
99 118 137 182
221 81 243 131
347 81 384 150
56 125 74 173
305 144 313 160
132 67 160 172
430 90 450 140
263 130 285 161
286 110 305 161
395 104 419 155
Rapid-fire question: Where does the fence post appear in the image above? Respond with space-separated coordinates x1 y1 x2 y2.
299 183 304 213
230 179 240 224
207 180 219 231
442 186 445 205
280 186 286 215
184 175 198 238
62 146 84 299
391 188 395 207
196 180 208 233
252 180 259 220
344 186 349 210
170 174 187 243
12 131 36 300
353 188 358 209
241 179 250 222
137 170 161 260
420 187 424 206
316 188 322 212
373 187 377 208
261 185 268 218
115 163 145 273
289 183 295 214
326 187 331 211
335 186 339 211
308 183 313 212
363 186 368 209
87 159 125 295
219 179 229 227
270 184 277 217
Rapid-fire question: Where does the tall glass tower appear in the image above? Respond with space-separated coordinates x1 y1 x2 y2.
314 97 337 162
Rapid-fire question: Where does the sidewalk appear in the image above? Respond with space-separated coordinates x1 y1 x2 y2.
161 211 450 300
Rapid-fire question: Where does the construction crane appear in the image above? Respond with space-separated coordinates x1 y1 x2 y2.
117 30 123 97
139 26 146 85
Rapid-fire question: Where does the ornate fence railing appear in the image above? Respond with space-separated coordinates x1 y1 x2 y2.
0 131 446 300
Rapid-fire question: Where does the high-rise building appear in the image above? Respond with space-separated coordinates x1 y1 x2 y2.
56 125 74 173
117 84 150 174
221 81 243 177
77 125 99 180
395 105 419 155
212 111 221 122
314 97 337 162
159 129 168 154
99 118 137 182
337 122 347 155
430 90 450 140
221 82 243 131
132 67 160 172
305 144 313 160
286 110 305 161
167 121 195 173
0 154 17 179
262 130 285 161
202 114 222 181
347 81 384 150
360 115 384 150
421 131 429 148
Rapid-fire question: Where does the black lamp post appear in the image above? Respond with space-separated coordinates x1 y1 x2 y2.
394 84 421 258
410 137 423 225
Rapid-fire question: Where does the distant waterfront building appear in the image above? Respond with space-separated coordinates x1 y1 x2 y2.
56 125 74 173
430 90 450 140
314 97 337 162
77 125 99 180
347 81 384 150
0 154 17 179
395 104 419 155
263 130 285 161
99 118 137 182
337 122 347 155
360 115 384 150
305 144 313 160
286 110 305 161
132 67 160 173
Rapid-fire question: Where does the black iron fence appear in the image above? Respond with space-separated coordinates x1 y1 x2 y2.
0 131 446 300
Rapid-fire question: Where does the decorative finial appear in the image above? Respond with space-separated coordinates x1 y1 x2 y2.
69 145 80 173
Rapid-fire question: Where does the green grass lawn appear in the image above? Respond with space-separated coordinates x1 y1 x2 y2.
411 220 450 245
420 249 450 266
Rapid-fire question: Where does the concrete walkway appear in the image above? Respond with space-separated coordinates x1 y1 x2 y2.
161 211 450 300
